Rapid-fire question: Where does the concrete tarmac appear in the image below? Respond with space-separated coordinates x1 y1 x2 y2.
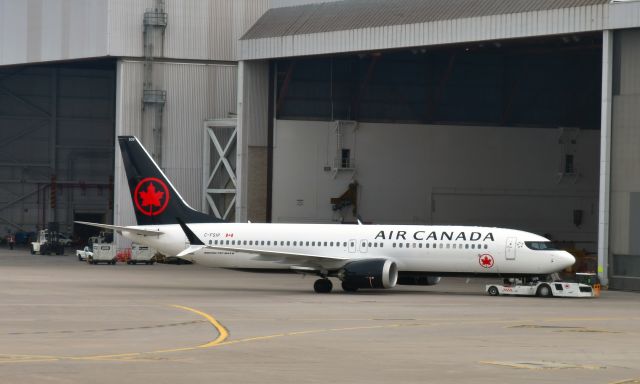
1 247 639 384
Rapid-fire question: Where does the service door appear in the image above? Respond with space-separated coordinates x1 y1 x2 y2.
359 239 368 253
349 239 357 253
505 237 517 260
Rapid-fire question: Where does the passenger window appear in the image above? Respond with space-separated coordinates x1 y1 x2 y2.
465 244 469 249
393 243 396 248
452 244 456 249
330 242 334 246
208 240 212 245
484 244 488 249
350 242 355 247
280 241 284 246
267 241 270 246
293 241 297 246
286 241 290 246
425 243 429 249
368 242 372 247
324 242 328 246
214 240 218 245
374 243 378 248
343 242 347 247
418 243 422 248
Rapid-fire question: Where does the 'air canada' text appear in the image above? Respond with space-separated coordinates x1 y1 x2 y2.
374 230 495 242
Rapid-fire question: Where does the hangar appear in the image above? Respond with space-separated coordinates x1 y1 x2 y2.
1 0 640 291
235 0 640 291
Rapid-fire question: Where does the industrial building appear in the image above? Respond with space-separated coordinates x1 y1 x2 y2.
1 0 640 290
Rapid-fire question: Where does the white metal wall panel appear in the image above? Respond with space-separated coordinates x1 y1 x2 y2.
114 60 237 229
108 0 269 61
240 4 613 60
241 61 269 147
0 0 108 66
609 1 640 29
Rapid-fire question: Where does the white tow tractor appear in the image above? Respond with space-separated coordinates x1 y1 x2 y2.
486 278 594 298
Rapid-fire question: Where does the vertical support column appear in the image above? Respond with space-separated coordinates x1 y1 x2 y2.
50 67 58 223
598 30 613 287
236 61 248 223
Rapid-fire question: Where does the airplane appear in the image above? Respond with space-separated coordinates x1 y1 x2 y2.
76 136 576 294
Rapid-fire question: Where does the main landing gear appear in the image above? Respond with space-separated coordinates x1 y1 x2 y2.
313 278 333 293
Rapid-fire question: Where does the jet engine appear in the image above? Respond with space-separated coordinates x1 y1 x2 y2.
338 259 398 289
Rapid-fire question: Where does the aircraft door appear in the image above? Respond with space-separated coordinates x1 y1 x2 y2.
505 237 517 260
359 239 368 253
349 239 357 253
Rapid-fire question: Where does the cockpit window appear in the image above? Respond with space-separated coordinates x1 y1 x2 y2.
525 241 557 251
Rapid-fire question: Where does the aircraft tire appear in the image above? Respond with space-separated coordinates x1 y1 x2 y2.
341 282 359 292
314 278 333 293
488 286 499 296
537 284 553 298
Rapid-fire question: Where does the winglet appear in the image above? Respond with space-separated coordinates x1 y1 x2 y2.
176 217 204 246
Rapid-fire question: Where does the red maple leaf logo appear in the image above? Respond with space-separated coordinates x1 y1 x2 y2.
133 177 170 216
139 183 164 208
480 254 494 268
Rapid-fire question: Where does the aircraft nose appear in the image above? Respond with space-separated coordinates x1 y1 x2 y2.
559 251 576 268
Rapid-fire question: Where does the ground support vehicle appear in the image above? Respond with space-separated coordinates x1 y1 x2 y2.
30 227 64 255
127 244 156 265
76 246 93 261
87 244 117 265
486 279 594 298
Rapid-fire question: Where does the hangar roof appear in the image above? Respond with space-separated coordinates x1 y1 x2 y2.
242 0 609 40
239 0 640 60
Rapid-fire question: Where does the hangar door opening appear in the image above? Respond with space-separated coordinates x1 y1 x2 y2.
0 60 116 245
271 33 602 253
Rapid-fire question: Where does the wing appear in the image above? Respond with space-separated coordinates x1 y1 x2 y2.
74 221 164 236
207 244 348 264
176 222 351 272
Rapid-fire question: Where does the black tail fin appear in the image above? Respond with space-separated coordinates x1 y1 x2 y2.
118 136 224 225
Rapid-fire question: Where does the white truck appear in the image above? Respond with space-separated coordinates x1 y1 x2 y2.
127 244 156 265
87 243 117 265
76 246 93 261
486 279 594 298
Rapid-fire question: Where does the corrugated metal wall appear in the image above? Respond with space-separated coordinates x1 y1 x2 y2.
108 0 269 61
114 60 237 228
0 0 109 66
240 4 611 60
609 28 640 289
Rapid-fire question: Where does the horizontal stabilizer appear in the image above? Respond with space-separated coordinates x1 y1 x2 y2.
177 245 205 258
74 221 164 236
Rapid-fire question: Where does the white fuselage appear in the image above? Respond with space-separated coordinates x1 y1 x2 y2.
120 223 575 276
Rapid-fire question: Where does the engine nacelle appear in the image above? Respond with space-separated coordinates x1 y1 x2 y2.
339 259 398 289
397 274 441 286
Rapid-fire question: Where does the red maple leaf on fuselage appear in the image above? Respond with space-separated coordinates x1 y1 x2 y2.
139 183 164 208
481 256 493 266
